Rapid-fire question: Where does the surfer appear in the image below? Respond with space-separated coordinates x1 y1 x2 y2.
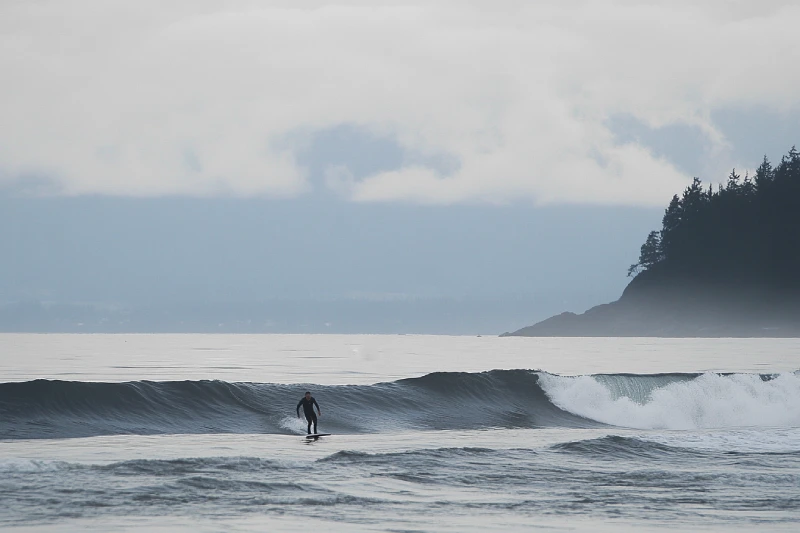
296 391 321 434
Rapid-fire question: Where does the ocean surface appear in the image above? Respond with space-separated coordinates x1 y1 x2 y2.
1 334 799 532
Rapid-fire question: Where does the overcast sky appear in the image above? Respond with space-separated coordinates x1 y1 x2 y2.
2 1 799 317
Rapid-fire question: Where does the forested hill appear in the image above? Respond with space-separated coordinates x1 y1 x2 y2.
627 147 800 292
505 147 800 337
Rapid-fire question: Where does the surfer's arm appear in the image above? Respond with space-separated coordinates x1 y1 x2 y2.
296 400 302 417
313 398 321 415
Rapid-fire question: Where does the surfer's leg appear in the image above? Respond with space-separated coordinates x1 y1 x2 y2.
311 413 318 433
305 414 313 434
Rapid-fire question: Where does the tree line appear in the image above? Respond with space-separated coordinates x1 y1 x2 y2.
628 146 800 292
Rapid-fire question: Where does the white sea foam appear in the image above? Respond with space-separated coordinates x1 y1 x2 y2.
279 415 309 434
538 372 800 430
0 458 71 473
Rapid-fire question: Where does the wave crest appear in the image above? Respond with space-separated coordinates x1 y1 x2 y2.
2 370 799 440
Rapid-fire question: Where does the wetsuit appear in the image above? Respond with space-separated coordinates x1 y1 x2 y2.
296 396 320 434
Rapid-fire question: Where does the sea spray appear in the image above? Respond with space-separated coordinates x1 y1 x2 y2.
538 371 800 430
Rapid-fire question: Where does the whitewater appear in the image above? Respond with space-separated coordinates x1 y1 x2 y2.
1 334 799 532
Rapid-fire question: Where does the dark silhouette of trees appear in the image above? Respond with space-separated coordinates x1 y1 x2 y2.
628 146 800 293
628 231 663 277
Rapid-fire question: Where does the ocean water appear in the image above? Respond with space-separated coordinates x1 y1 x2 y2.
1 334 799 532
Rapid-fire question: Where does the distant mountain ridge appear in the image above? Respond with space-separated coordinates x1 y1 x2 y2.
0 297 554 335
505 147 800 337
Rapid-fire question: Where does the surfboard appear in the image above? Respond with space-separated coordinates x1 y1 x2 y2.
305 433 331 439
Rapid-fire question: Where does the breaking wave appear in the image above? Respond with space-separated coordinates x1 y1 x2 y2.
538 371 800 430
1 370 799 440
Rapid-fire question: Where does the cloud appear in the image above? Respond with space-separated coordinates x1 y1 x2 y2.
1 1 798 204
